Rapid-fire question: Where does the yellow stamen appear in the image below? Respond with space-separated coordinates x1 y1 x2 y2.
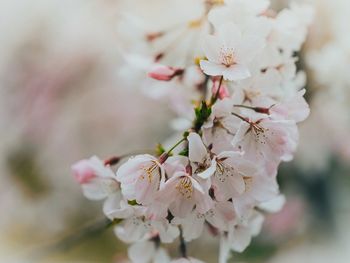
176 177 193 199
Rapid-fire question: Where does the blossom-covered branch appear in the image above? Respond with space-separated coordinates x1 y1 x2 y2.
72 0 313 262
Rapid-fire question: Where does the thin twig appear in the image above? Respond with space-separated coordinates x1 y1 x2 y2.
179 227 188 258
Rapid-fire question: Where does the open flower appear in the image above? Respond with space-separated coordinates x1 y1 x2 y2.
116 154 165 205
188 132 259 202
115 205 179 244
208 151 258 202
202 96 243 154
172 201 236 242
232 117 298 175
156 170 213 218
200 23 265 81
227 211 265 252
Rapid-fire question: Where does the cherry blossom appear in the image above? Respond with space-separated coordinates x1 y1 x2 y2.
227 211 264 252
157 169 213 218
232 117 299 173
116 154 165 205
200 22 265 81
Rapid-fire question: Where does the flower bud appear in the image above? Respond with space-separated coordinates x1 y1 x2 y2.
212 78 229 100
71 159 96 184
148 64 183 81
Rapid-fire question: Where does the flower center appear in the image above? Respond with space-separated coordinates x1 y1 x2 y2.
215 161 235 182
141 161 160 183
249 122 269 145
243 176 253 192
220 47 236 67
176 176 193 199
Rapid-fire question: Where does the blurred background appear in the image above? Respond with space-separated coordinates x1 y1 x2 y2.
0 0 349 262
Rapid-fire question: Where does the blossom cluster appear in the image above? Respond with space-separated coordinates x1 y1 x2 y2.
72 1 312 262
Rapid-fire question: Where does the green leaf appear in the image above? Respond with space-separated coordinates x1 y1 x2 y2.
193 101 212 131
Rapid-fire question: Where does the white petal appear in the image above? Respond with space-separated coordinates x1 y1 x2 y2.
200 60 226 77
217 22 242 48
219 235 231 263
203 35 222 63
258 194 286 213
188 132 208 163
222 64 251 81
229 226 251 252
232 121 250 147
128 241 155 263
235 35 265 64
197 158 217 179
154 248 171 263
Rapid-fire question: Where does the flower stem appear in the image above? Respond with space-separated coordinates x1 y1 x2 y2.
179 227 188 258
166 137 187 155
211 76 224 105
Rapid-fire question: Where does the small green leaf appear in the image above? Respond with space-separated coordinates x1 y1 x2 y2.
193 101 212 131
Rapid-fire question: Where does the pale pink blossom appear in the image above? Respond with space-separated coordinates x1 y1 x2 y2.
156 170 213 218
200 23 265 81
115 206 179 243
227 211 264 252
202 98 242 154
232 117 298 173
207 151 258 202
270 89 310 122
172 201 236 241
232 174 279 217
116 154 165 205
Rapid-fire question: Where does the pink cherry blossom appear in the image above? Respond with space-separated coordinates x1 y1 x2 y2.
200 22 265 81
116 154 165 205
232 117 299 173
157 170 213 218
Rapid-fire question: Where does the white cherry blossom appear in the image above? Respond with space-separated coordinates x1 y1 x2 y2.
156 170 213 218
116 154 165 205
200 23 265 81
172 201 236 241
226 211 264 252
232 116 299 173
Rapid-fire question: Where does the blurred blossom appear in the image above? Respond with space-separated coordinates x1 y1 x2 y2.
0 0 172 251
296 0 350 171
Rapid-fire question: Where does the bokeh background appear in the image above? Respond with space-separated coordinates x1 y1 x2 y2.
0 0 349 262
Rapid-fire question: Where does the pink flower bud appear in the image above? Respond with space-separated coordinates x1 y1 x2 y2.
148 65 183 81
212 79 229 100
71 159 96 184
